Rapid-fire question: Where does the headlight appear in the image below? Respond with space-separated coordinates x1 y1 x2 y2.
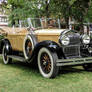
60 35 70 45
82 34 90 44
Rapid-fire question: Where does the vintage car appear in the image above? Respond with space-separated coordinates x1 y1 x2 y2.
0 18 92 78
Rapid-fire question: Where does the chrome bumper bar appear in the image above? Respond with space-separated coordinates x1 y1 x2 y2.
57 57 92 66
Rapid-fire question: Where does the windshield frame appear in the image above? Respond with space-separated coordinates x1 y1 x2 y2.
20 18 62 29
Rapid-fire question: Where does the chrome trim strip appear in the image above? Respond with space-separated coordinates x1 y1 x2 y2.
57 57 92 66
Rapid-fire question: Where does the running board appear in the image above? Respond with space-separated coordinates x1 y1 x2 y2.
8 55 26 62
57 57 92 66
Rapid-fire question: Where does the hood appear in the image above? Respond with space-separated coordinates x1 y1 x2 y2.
34 29 66 35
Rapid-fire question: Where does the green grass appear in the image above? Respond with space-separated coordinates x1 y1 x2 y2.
0 57 92 92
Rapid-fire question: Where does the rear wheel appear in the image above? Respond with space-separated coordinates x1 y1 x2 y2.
2 45 12 64
38 47 59 78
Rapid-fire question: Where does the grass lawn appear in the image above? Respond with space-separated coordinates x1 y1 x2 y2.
0 57 92 92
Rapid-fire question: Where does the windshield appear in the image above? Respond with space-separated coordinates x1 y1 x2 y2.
20 18 64 29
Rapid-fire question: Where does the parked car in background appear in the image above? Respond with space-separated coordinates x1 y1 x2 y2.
0 18 92 78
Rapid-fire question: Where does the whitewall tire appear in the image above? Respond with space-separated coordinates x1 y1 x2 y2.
23 35 35 60
38 47 59 78
2 46 12 64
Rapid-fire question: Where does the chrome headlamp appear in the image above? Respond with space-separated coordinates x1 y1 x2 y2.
59 35 70 45
82 34 90 44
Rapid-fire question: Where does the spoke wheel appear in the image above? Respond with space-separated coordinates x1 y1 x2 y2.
25 39 32 58
40 52 51 74
38 47 59 78
23 35 37 60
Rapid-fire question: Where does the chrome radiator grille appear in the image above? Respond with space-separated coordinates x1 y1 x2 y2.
69 34 80 45
63 45 80 57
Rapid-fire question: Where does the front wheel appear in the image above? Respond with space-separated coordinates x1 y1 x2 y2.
38 47 59 78
2 45 12 64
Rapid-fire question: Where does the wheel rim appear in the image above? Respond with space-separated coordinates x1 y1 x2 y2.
25 39 32 57
23 35 35 60
40 52 51 74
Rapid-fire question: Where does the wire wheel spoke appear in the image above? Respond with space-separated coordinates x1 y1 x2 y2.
41 52 51 74
47 63 51 72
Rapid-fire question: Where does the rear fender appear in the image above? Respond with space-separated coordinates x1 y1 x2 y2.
1 39 12 55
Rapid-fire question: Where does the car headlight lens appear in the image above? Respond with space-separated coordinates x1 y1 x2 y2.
60 35 70 45
82 34 90 44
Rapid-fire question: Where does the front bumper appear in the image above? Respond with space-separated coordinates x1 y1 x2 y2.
57 57 92 66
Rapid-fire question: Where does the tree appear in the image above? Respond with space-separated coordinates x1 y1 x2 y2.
7 0 91 28
8 0 24 26
49 0 91 28
85 0 92 22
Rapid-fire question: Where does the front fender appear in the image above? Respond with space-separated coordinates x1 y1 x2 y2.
31 40 65 60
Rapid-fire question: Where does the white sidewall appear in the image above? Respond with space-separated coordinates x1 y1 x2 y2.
2 46 9 64
23 35 34 59
38 48 54 78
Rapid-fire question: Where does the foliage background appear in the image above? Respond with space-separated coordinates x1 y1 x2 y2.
2 0 90 26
